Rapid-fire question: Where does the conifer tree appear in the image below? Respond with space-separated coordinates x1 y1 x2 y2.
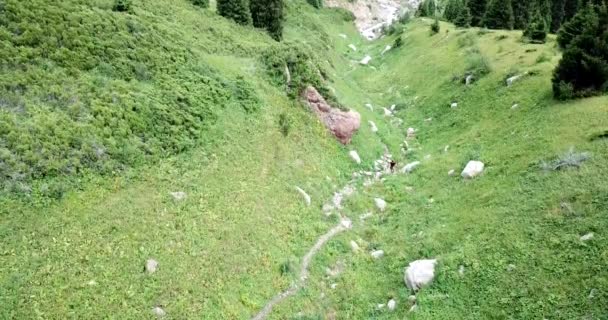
251 0 285 41
454 0 473 27
483 0 515 29
443 0 459 22
192 0 209 8
512 0 532 29
553 4 608 99
536 0 553 30
467 0 488 26
550 0 567 32
524 10 548 42
557 4 599 48
217 0 252 25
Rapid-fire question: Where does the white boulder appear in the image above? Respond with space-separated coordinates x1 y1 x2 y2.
371 250 384 259
349 150 362 164
461 161 485 179
451 102 458 109
387 299 397 311
374 198 387 211
402 161 421 174
169 192 187 201
348 44 357 51
404 259 437 291
381 45 392 55
145 259 159 274
580 232 594 241
360 55 372 65
369 121 378 133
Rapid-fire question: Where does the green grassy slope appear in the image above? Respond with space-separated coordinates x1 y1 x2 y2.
1 1 607 320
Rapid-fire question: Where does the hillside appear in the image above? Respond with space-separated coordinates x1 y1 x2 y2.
1 0 608 319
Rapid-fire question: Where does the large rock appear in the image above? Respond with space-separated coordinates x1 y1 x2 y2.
461 161 485 179
404 259 437 291
303 86 361 144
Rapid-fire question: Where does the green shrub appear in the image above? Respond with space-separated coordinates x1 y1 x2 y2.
482 0 514 30
192 0 210 8
278 113 292 136
393 36 403 48
306 0 323 9
217 0 252 25
431 18 440 34
523 11 547 43
466 50 492 77
112 0 132 12
251 0 285 41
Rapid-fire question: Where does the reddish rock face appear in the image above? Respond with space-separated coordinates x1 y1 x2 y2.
302 86 361 144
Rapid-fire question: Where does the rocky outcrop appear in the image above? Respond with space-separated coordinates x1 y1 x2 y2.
302 86 361 144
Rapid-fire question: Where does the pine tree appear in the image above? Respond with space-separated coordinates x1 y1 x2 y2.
306 0 322 9
192 0 209 8
563 0 580 21
553 4 608 99
537 0 553 30
524 10 548 42
512 0 532 29
483 0 515 29
550 0 567 32
217 0 252 25
468 0 488 26
557 4 599 48
454 0 473 27
251 0 285 41
431 17 441 34
443 0 459 22
417 0 437 17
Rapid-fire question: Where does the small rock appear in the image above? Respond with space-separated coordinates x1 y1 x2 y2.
511 103 519 109
387 299 396 311
506 74 526 87
330 283 338 289
338 33 347 39
374 198 387 211
145 259 159 274
87 280 97 286
295 186 311 206
465 74 475 86
404 259 437 291
360 212 373 220
424 117 433 122
507 264 517 272
383 108 393 117
424 154 431 161
390 104 396 111
405 186 414 192
450 102 458 109
589 288 597 299
580 232 594 241
448 169 455 176
169 191 186 201
402 161 421 174
407 127 416 138
322 204 335 215
350 240 360 252
349 150 362 164
152 306 166 317
409 304 418 312
340 218 353 229
365 103 374 111
377 304 385 309
427 197 435 204
461 161 485 179
458 265 465 276
371 250 384 259
408 295 417 303
360 55 372 65
381 45 392 55
369 121 378 133
444 145 450 153
348 44 357 51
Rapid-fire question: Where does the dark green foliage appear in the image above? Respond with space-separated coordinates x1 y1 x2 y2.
251 0 284 41
550 0 567 31
261 43 340 105
417 0 437 17
112 0 132 12
454 0 473 27
191 0 210 8
537 0 553 30
278 113 291 136
467 0 488 26
553 4 608 99
524 10 548 42
393 36 403 48
512 0 531 29
557 4 599 48
443 0 459 21
483 0 515 29
306 0 323 9
217 0 252 25
431 17 440 34
0 0 261 193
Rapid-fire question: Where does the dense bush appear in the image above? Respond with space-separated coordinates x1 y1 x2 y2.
523 11 548 43
431 18 440 34
192 0 210 8
454 1 473 27
217 0 252 25
553 4 608 99
483 0 514 29
251 0 285 41
557 4 598 49
306 0 323 9
0 0 261 193
417 0 437 17
113 0 132 12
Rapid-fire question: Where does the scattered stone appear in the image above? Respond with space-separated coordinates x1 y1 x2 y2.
295 187 311 206
360 212 373 221
444 145 450 153
381 45 392 55
377 304 385 309
580 232 594 241
507 264 517 272
404 259 437 291
145 259 159 274
409 304 418 312
390 104 396 111
349 150 362 164
152 306 166 318
365 103 374 111
322 204 335 215
350 240 360 252
407 127 416 138
374 198 387 212
465 74 475 86
348 44 357 51
369 121 378 133
383 107 393 117
87 280 97 286
448 169 456 176
339 33 347 39
461 161 485 179
450 102 458 109
326 261 346 277
589 288 597 299
511 103 519 110
402 161 421 174
458 265 465 276
408 295 417 304
371 250 385 259
387 299 396 311
340 218 353 229
427 197 435 204
169 191 187 201
424 117 433 122
405 186 414 192
360 55 372 65
424 154 432 161
506 73 526 87
303 86 361 144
